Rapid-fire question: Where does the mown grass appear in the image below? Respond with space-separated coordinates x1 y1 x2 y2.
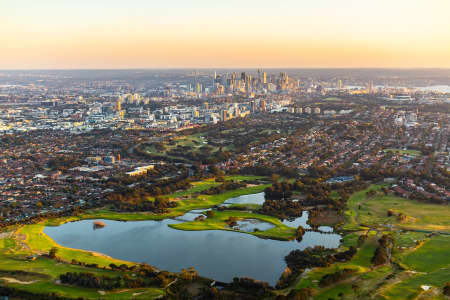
342 184 449 233
342 184 386 230
0 232 165 299
169 209 296 240
402 235 450 272
17 224 133 267
357 195 450 233
380 267 450 300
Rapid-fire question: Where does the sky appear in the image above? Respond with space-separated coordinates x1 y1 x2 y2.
1 0 450 69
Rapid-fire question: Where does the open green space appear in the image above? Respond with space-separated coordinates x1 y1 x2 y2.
0 230 164 299
402 235 450 272
342 184 449 233
144 133 234 161
379 268 450 300
355 194 450 233
284 184 450 299
342 184 386 230
169 209 297 240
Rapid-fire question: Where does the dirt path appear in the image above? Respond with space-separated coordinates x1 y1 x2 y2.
0 277 36 284
0 232 11 239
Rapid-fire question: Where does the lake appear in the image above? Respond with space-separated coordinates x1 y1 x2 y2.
44 193 341 286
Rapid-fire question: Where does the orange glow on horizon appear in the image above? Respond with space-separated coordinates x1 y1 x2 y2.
1 0 449 69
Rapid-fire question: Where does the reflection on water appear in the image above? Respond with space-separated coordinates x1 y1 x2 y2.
282 211 311 229
222 192 265 205
233 219 275 232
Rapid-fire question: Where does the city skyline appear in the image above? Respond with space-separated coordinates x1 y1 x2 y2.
1 0 450 69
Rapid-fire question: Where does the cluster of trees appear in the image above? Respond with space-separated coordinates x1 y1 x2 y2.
59 263 174 290
285 246 336 275
224 277 273 298
277 246 334 289
444 282 450 296
46 155 83 171
59 271 155 290
0 286 78 300
263 179 369 216
261 179 368 219
259 198 303 219
332 246 357 262
372 234 394 266
296 226 305 242
283 245 358 287
264 182 294 200
202 181 247 195
107 192 176 212
274 288 313 300
319 268 356 288
105 172 197 212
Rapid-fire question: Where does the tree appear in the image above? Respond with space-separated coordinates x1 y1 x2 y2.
271 173 280 183
49 247 58 259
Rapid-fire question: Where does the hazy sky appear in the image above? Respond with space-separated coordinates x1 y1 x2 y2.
1 0 450 69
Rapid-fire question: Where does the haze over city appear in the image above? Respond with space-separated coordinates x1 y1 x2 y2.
1 0 450 69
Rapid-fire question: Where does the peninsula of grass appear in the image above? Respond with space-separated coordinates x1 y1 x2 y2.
0 228 165 299
169 209 297 240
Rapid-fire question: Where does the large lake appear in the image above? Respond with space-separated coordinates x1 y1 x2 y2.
44 193 341 286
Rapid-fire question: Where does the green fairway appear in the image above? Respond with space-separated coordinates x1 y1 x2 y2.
0 230 165 299
342 184 449 233
342 184 386 230
380 268 450 300
402 235 450 272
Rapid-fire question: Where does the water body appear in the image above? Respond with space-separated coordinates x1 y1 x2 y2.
416 85 450 93
44 193 341 286
233 219 275 232
282 211 311 229
222 192 266 205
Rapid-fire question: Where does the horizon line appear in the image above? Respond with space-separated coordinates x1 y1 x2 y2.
1 67 450 71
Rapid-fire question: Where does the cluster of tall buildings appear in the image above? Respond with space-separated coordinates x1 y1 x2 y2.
207 69 296 96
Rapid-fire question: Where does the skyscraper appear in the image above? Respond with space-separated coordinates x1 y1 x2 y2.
116 98 121 111
260 100 266 112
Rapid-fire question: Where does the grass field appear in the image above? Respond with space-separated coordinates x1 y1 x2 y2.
0 230 165 299
169 209 297 240
145 133 233 160
342 184 449 233
355 194 450 233
342 184 386 230
402 235 450 272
